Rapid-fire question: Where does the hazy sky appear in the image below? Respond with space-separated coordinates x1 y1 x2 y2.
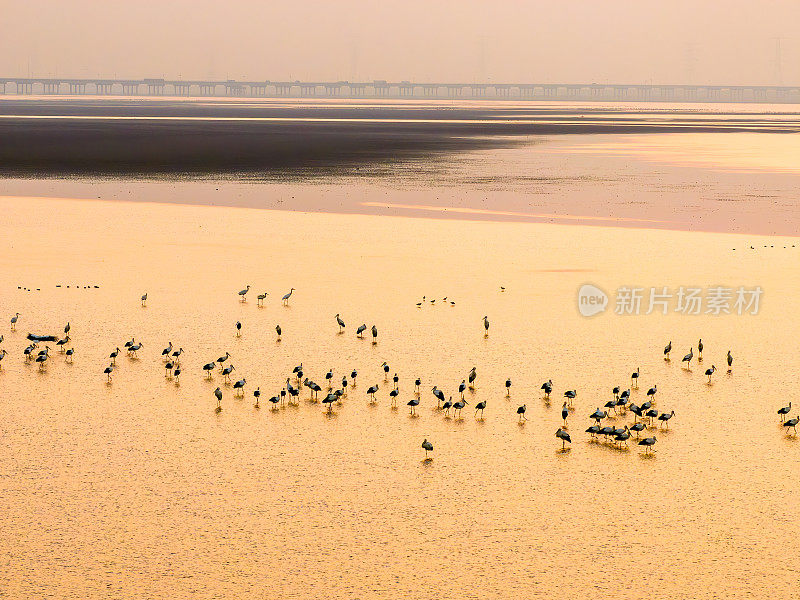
2 0 798 85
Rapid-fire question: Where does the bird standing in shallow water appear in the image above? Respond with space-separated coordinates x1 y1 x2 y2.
335 313 345 333
421 438 433 458
235 321 242 337
442 396 453 416
257 292 267 306
407 397 419 415
238 285 250 302
474 400 487 418
561 402 569 426
356 324 367 338
214 387 223 410
698 339 704 362
639 436 657 453
483 316 489 337
517 405 527 422
705 365 716 384
556 428 571 449
11 313 19 330
727 350 733 373
784 417 799 435
658 410 675 428
682 348 694 369
104 363 114 382
505 378 511 396
631 367 640 388
468 367 477 390
777 402 792 421
663 341 672 360
140 293 147 307
371 325 378 344
275 324 281 340
282 288 294 305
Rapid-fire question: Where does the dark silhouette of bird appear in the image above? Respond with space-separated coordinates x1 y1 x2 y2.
541 379 553 399
658 410 675 428
639 437 657 453
784 417 799 435
421 438 433 458
505 378 512 396
777 402 792 420
631 367 640 388
407 397 419 415
697 338 704 362
682 348 694 368
555 428 571 449
357 324 367 338
474 400 487 418
367 384 379 402
561 401 569 425
663 341 672 360
727 350 733 373
517 405 527 421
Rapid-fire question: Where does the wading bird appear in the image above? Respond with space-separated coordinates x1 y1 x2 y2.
65 348 74 362
104 363 114 382
35 346 50 370
630 422 646 438
407 397 419 415
56 336 70 352
784 416 799 435
238 285 250 302
663 341 672 360
275 324 282 340
658 410 675 428
350 369 358 386
356 324 367 338
217 352 230 368
727 350 733 373
705 365 716 383
371 325 378 343
222 364 235 383
203 361 216 378
646 385 657 400
64 322 70 335
468 367 477 390
682 348 694 369
442 396 453 416
421 438 433 458
452 398 467 418
777 402 792 420
631 368 640 388
381 362 390 379
173 366 181 382
639 436 657 453
475 400 487 418
11 313 19 330
556 428 571 449
414 378 421 394
214 387 223 409
562 401 569 425
483 316 490 336
590 408 607 424
698 338 704 362
335 314 345 332
458 380 466 399
161 342 173 360
517 405 527 422
233 378 246 397
235 321 242 337
128 342 142 358
253 387 261 407
541 379 553 399
257 292 267 306
564 389 577 406
389 388 399 407
282 288 294 305
432 386 445 407
367 384 379 402
140 293 147 307
505 378 512 396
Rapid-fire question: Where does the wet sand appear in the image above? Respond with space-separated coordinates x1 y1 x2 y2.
0 195 798 599
1 97 798 176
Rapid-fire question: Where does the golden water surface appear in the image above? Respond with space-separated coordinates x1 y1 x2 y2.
0 193 798 599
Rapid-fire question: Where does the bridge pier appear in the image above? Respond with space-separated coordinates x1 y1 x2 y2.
16 82 33 94
470 85 485 97
300 85 316 96
323 85 341 96
373 85 389 97
173 83 190 96
225 84 244 96
349 84 366 96
495 85 511 97
250 84 267 97
199 84 216 96
43 82 60 94
68 83 86 94
446 86 462 97
147 84 165 96
122 83 139 95
399 85 414 97
96 82 114 95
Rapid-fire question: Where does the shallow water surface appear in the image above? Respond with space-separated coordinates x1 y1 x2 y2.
0 196 798 598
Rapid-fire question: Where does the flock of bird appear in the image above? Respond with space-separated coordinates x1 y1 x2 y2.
4 284 797 461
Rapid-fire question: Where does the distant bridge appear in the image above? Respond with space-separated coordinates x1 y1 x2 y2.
1 77 799 103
